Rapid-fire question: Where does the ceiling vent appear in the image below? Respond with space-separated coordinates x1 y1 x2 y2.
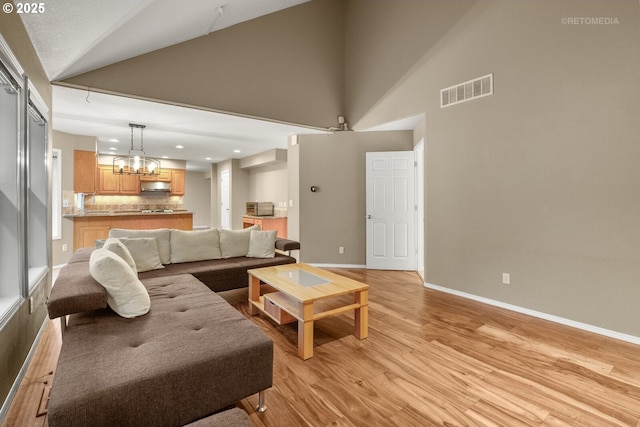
441 73 493 108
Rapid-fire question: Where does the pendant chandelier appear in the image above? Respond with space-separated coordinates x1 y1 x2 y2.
113 123 160 176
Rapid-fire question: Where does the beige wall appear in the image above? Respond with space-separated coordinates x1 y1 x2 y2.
247 163 288 208
293 131 413 265
60 0 345 129
183 171 212 228
345 0 640 337
52 131 96 266
217 159 250 229
0 14 52 411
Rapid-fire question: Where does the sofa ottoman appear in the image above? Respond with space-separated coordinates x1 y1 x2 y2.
48 274 272 427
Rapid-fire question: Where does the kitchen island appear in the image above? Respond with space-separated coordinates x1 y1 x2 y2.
242 215 287 238
64 210 193 251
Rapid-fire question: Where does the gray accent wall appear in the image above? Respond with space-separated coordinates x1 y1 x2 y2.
345 0 640 337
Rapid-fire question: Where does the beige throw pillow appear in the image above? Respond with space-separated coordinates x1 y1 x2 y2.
89 248 150 318
247 230 277 258
170 228 222 263
118 238 165 273
218 225 260 258
102 238 138 274
109 228 172 264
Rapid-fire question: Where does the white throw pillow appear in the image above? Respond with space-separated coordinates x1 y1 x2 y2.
218 225 260 258
89 248 150 318
102 238 138 274
109 228 172 264
170 228 222 263
247 230 277 258
118 238 165 273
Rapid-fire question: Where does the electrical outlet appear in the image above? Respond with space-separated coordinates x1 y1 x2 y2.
502 273 511 285
339 246 345 254
62 244 68 252
29 297 33 314
63 199 69 207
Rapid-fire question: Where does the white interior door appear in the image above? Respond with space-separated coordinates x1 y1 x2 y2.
415 140 425 279
366 151 416 270
220 169 230 229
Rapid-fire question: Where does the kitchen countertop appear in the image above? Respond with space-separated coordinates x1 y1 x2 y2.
64 210 193 218
242 215 287 219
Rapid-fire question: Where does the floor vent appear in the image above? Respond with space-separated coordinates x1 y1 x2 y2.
441 73 493 108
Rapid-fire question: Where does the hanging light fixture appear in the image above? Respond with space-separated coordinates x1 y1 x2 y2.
113 123 160 176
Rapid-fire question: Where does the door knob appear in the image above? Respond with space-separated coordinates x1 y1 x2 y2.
367 214 372 219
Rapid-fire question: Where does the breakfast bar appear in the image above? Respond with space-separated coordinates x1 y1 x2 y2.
64 210 193 251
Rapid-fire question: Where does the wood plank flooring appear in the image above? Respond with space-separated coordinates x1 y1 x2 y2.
4 268 640 426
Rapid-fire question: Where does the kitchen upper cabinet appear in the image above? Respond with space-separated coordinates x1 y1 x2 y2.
140 168 171 182
74 150 96 193
120 173 141 194
170 169 186 196
96 165 140 195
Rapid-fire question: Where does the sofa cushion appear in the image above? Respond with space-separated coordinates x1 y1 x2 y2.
89 249 150 318
49 274 273 427
102 238 137 273
109 228 172 264
139 253 297 293
218 225 259 258
117 237 165 273
170 228 222 263
247 230 277 258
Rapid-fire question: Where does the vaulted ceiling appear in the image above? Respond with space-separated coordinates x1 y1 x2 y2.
18 0 323 170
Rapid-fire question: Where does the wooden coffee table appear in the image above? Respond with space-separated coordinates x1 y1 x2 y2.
248 263 369 360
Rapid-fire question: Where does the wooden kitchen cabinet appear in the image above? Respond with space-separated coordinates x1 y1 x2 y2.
119 173 141 194
72 213 193 250
74 150 96 193
170 169 186 195
140 169 171 182
75 220 112 250
242 216 287 238
96 165 140 195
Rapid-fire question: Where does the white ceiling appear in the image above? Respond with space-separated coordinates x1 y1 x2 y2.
53 85 325 170
18 0 324 171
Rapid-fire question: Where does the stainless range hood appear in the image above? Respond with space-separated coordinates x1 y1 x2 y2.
141 181 171 193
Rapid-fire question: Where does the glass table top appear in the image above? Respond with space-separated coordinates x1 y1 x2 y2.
278 269 331 287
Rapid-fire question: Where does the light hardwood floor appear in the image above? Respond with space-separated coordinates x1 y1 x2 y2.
3 268 640 426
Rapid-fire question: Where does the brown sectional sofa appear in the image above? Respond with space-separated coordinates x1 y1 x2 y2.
46 230 300 427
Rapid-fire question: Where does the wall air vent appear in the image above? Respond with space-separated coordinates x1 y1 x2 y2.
440 73 493 108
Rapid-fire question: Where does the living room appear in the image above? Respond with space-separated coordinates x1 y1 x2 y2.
1 0 640 425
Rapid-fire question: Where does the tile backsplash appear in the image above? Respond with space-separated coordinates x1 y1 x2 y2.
63 192 184 214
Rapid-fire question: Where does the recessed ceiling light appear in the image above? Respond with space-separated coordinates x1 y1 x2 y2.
176 145 184 149
109 138 119 143
109 147 117 150
233 149 241 153
162 156 169 159
205 157 212 160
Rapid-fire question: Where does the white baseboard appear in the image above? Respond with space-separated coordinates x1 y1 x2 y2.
310 263 367 269
0 318 48 424
424 282 640 346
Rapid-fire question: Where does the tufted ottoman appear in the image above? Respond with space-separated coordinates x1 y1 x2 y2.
48 274 272 427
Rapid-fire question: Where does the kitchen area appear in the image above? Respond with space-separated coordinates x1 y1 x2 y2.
64 149 194 251
56 137 290 266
